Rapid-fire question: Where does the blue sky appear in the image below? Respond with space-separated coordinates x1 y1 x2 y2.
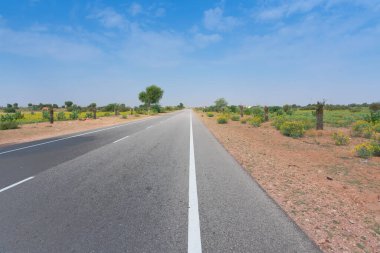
0 0 379 107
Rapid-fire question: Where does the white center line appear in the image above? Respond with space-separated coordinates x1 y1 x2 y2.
0 177 34 193
188 111 202 253
113 135 129 143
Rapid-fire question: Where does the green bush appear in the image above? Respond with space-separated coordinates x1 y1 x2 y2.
0 114 16 122
104 112 111 117
280 121 306 138
57 111 66 121
248 116 262 127
85 112 93 119
70 111 79 120
0 121 19 130
272 116 287 130
122 115 128 119
240 118 247 124
207 113 214 117
134 113 140 117
42 111 49 120
14 111 24 119
231 115 240 121
217 115 228 124
354 142 375 158
351 120 373 137
374 123 380 133
332 132 350 146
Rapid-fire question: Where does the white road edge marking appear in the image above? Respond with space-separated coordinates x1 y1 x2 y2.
0 118 153 156
0 177 34 193
188 111 202 253
113 135 129 143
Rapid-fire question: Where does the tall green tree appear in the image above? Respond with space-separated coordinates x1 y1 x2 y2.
214 98 228 112
138 85 164 111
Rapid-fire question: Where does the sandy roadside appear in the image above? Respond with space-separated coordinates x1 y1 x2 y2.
0 115 152 147
197 111 380 253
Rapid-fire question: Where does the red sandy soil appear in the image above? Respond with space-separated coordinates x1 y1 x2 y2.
0 115 150 147
198 112 380 253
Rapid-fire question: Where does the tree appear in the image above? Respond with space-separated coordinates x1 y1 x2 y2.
88 103 97 119
316 101 325 130
52 104 59 109
64 101 73 108
369 102 380 112
13 103 18 109
178 103 184 109
214 98 228 112
28 103 33 107
138 85 164 111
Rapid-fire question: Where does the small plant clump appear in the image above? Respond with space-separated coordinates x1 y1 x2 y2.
351 120 374 138
57 111 66 121
248 116 262 127
0 113 19 130
280 121 306 138
354 142 375 158
332 132 350 146
121 115 128 119
217 115 228 124
207 113 214 117
70 111 79 120
240 118 247 124
231 115 240 121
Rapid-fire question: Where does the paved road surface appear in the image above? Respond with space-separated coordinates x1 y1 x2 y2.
0 110 320 252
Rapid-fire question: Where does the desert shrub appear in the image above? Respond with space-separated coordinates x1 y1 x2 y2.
57 111 66 121
231 115 240 121
332 132 350 146
280 121 305 138
374 123 380 133
272 116 287 130
364 111 380 124
240 118 247 124
14 111 24 119
85 112 93 119
372 142 380 156
0 114 16 122
351 120 373 137
354 142 375 158
121 115 128 119
70 111 79 120
248 116 262 127
0 121 19 130
42 111 49 120
104 112 111 117
207 113 214 117
134 113 140 117
217 115 228 124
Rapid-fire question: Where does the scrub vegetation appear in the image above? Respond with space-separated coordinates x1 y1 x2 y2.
0 85 185 130
198 99 380 159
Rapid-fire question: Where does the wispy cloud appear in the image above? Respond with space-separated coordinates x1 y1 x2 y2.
203 6 240 31
193 33 222 48
0 27 103 61
88 7 128 29
129 3 142 16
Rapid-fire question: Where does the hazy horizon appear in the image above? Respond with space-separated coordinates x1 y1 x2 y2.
0 0 379 107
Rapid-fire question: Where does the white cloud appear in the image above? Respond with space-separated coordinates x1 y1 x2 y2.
256 0 323 21
0 27 103 61
193 33 222 48
88 7 128 29
203 7 240 31
129 3 142 16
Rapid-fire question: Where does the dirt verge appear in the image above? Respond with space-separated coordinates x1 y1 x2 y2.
0 115 151 147
197 112 380 253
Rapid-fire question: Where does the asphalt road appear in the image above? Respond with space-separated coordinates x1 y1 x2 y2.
0 109 321 253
